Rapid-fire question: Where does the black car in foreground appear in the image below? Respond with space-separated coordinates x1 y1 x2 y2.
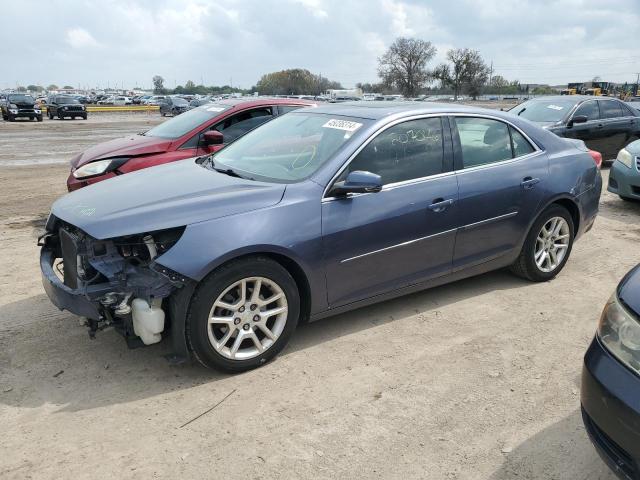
582 264 640 479
46 95 87 120
509 96 640 161
159 96 189 116
1 93 42 121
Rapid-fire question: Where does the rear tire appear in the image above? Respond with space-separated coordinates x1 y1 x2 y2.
186 256 300 373
620 195 637 203
510 204 575 282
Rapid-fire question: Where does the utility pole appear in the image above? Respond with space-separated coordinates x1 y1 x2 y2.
489 60 493 87
636 73 640 96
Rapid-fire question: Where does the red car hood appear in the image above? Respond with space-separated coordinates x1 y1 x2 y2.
72 135 173 168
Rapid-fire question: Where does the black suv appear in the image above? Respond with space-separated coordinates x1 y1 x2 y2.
159 96 189 116
47 95 87 120
1 93 42 122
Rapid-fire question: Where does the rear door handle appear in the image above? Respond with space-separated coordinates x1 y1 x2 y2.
428 198 454 212
521 177 540 189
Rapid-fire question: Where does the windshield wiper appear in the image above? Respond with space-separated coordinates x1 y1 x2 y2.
207 158 246 179
516 107 526 116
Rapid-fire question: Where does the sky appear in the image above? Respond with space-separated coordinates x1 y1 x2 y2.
1 0 639 90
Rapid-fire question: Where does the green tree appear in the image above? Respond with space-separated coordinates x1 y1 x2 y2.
184 80 196 93
47 84 58 91
377 37 436 97
63 85 74 89
255 69 341 95
27 85 44 93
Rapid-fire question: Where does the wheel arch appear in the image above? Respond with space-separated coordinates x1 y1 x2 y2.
197 247 313 323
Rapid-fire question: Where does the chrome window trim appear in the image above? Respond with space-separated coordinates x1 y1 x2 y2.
322 112 544 201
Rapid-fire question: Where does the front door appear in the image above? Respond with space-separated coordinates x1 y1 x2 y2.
322 116 459 307
564 99 611 156
452 116 548 270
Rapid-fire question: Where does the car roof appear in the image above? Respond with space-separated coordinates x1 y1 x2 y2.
523 95 619 103
301 100 504 120
216 97 317 108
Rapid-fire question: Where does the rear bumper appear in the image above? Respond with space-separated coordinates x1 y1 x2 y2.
608 160 640 200
581 336 640 479
40 247 102 320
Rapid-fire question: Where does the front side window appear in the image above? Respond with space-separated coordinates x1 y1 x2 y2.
144 103 232 139
599 100 623 119
455 117 512 168
211 113 369 183
573 101 600 121
340 117 444 185
213 108 274 143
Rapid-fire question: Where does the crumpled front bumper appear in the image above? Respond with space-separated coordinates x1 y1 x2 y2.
41 247 102 320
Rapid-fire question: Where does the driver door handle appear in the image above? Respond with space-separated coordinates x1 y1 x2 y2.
521 177 540 189
428 198 454 212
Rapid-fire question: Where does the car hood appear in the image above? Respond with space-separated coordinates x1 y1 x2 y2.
51 159 286 239
619 265 640 317
13 101 35 107
72 135 173 167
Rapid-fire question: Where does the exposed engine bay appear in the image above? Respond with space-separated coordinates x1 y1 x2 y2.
39 215 189 349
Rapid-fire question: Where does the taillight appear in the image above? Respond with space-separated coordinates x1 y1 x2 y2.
588 150 602 169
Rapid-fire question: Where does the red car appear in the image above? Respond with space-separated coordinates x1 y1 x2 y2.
67 98 316 191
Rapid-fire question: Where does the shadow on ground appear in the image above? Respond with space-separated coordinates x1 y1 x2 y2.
488 409 615 480
0 269 529 411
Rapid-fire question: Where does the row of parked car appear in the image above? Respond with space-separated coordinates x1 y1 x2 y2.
37 94 640 478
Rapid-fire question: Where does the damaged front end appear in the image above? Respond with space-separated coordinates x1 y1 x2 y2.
39 214 192 353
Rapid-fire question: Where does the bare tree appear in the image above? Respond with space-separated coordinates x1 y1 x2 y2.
377 38 436 97
440 48 489 100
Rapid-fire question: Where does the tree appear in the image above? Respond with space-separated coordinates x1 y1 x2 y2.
255 69 341 95
63 85 74 90
432 64 451 90
184 80 196 93
377 37 436 97
47 84 58 91
437 48 489 100
27 85 44 93
152 75 165 94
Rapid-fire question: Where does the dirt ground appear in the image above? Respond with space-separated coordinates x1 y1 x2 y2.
0 113 638 480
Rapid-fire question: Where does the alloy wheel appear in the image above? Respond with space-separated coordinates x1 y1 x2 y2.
534 216 570 273
207 277 288 360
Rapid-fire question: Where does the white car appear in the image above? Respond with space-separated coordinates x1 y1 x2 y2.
144 95 167 106
112 96 132 106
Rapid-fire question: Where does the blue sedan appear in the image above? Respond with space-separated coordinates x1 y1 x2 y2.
39 102 602 371
582 265 640 479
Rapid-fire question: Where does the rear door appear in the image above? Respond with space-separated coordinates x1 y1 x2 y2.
452 116 548 271
597 99 630 159
322 116 459 307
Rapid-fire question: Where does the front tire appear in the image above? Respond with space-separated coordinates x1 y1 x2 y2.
510 205 574 282
186 256 300 372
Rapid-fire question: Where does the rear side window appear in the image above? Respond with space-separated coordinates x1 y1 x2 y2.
455 117 512 168
342 117 444 185
510 126 535 157
573 101 600 121
599 100 623 119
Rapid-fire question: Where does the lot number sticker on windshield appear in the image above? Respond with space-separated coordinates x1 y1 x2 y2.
322 119 363 132
547 105 564 110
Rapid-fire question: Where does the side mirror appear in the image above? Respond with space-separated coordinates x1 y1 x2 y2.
568 115 588 127
330 170 382 197
203 130 224 145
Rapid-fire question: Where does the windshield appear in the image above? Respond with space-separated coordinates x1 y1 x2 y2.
508 99 576 122
173 97 188 106
8 94 34 103
59 96 80 104
144 103 231 139
211 113 369 183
